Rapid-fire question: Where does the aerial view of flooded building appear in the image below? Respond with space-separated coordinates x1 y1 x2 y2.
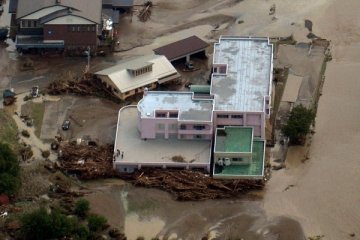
10 0 133 52
114 36 273 179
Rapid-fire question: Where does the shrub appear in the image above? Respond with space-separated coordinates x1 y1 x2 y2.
20 207 77 240
23 95 32 101
281 105 315 144
87 214 107 233
74 198 90 218
41 150 50 159
21 130 30 138
19 145 33 161
0 143 20 195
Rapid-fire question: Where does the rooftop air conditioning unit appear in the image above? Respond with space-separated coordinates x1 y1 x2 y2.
224 158 231 166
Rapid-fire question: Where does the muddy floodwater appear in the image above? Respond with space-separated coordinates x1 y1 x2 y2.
85 180 305 240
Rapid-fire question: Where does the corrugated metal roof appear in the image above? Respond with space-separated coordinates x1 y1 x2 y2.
95 55 179 93
16 0 102 23
103 0 133 7
153 35 209 61
21 5 66 20
211 37 273 112
138 91 214 121
45 15 95 25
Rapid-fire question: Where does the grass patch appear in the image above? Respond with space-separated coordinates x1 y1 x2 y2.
30 102 45 138
0 110 19 151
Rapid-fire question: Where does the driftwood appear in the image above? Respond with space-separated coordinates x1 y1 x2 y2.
129 169 265 201
58 143 265 201
58 143 116 180
138 1 153 22
47 75 120 103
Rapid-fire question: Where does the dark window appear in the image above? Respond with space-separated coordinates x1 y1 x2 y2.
193 125 206 130
213 67 218 73
219 65 227 74
218 114 229 119
232 158 244 162
27 21 31 28
195 135 202 139
180 125 186 130
155 112 166 118
169 113 178 118
231 115 243 119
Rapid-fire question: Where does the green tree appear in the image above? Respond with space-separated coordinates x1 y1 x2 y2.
87 214 107 233
74 198 90 218
20 207 77 240
0 143 20 195
282 105 315 144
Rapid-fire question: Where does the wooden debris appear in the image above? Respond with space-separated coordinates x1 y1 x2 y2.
47 74 120 103
130 169 265 201
58 143 116 180
138 1 153 22
58 143 265 201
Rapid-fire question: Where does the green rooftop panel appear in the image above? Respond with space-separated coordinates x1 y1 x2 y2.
214 140 265 177
215 127 253 153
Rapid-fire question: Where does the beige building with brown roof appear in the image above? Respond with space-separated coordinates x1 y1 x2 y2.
95 54 181 100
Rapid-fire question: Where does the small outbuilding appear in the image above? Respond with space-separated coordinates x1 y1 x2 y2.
153 35 209 62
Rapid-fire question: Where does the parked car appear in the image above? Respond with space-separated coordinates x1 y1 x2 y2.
31 86 39 98
62 120 71 130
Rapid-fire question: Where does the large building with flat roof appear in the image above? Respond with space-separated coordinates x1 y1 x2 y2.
114 36 273 179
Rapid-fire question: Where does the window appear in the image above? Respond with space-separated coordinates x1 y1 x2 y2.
157 124 165 130
231 115 243 119
232 158 244 162
195 135 202 139
180 124 186 130
193 125 206 130
217 114 229 119
169 124 177 130
169 112 178 118
27 21 31 28
155 112 166 118
213 67 218 73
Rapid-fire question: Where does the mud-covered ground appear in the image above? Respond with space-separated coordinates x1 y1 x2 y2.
85 180 305 240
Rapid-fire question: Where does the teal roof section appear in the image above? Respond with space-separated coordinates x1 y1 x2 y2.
215 127 253 153
190 85 211 94
214 140 265 177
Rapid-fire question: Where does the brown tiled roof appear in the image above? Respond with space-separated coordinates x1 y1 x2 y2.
153 35 209 61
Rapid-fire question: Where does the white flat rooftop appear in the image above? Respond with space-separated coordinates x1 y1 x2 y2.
115 107 211 164
138 91 214 122
211 37 273 112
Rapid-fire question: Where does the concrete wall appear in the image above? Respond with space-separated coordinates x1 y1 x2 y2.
114 161 210 173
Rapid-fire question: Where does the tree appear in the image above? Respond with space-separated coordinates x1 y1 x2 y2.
74 198 90 218
282 105 315 144
87 214 107 233
0 143 20 195
20 207 77 240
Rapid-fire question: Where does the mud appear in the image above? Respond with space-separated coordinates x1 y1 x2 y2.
85 181 305 240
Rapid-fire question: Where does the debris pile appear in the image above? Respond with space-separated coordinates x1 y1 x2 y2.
58 143 116 180
47 75 120 103
138 1 153 22
131 169 265 201
57 144 265 200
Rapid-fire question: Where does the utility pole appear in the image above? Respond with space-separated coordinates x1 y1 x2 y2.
85 46 90 73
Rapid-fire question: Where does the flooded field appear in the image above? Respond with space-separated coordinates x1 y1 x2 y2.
84 180 305 240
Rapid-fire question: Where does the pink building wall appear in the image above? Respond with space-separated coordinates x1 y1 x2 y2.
213 111 265 138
